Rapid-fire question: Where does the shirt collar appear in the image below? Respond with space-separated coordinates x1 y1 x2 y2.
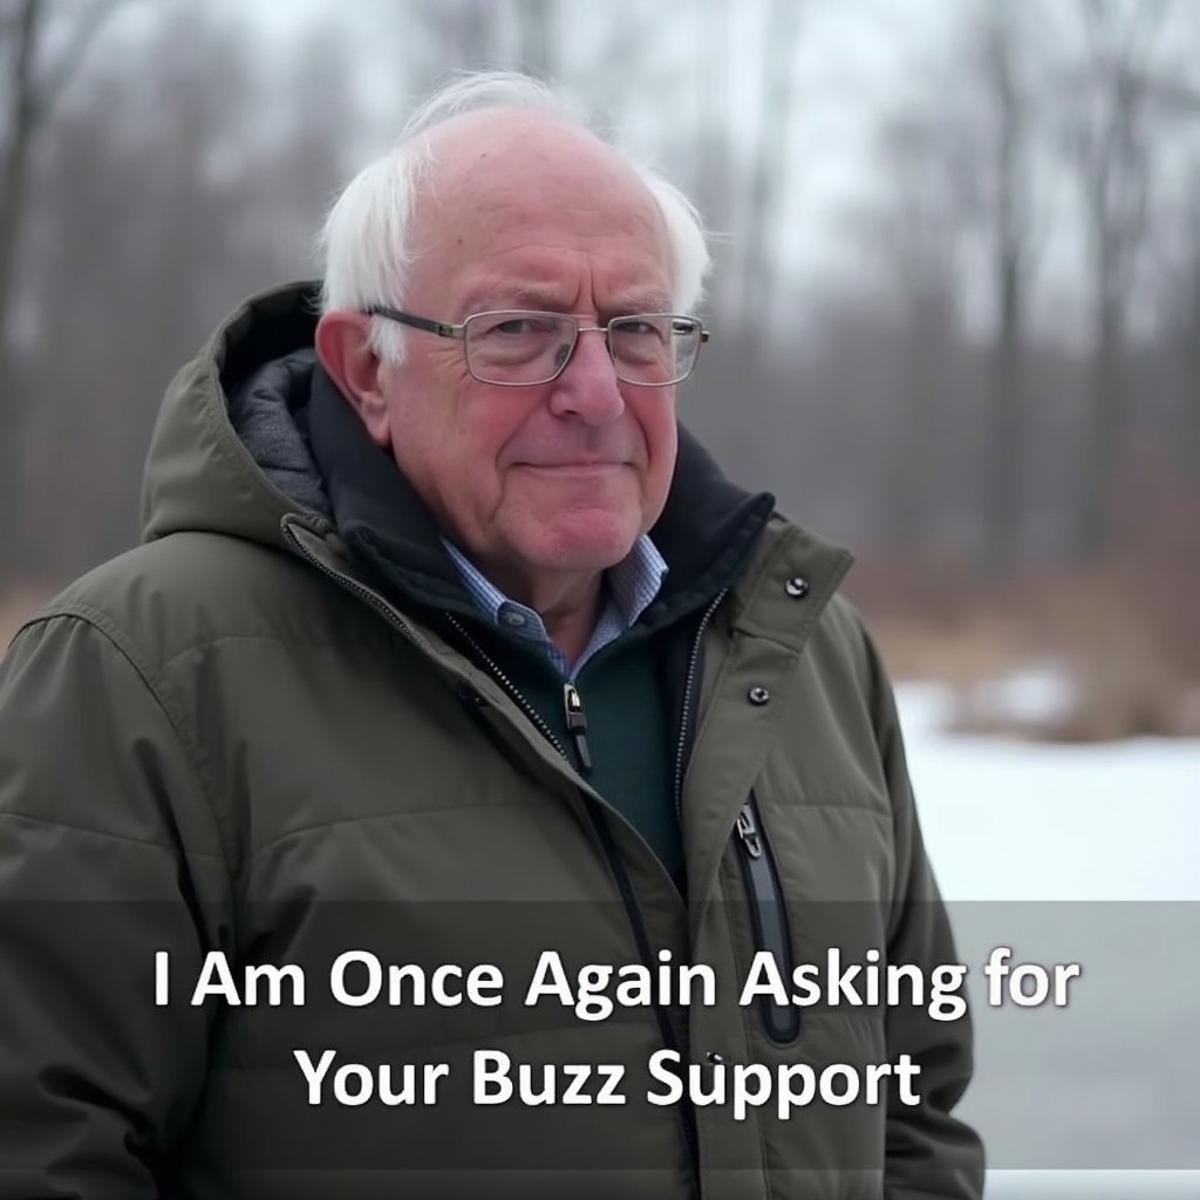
442 534 669 638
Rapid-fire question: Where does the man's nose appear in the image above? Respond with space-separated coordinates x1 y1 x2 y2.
546 330 625 425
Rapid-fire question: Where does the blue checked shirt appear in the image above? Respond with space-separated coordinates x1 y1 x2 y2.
442 536 669 680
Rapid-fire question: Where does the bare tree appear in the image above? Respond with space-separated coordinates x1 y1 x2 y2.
872 2 1046 571
409 0 502 97
738 0 802 354
0 0 124 584
1141 70 1200 485
861 113 969 553
13 7 337 580
839 5 1043 567
0 0 121 350
692 0 736 326
972 1 1040 573
510 0 558 80
1164 156 1200 483
1184 194 1200 485
1056 0 1172 557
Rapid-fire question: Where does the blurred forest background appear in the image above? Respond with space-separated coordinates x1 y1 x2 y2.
1 0 1198 740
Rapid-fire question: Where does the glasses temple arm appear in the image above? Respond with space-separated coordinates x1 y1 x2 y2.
365 306 464 339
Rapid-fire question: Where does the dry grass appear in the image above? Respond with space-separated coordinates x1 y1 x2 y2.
849 467 1200 741
871 590 1199 741
859 553 1200 741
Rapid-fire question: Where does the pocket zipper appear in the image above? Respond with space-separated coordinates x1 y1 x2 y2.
734 793 801 1043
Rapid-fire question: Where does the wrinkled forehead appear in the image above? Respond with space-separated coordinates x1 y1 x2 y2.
407 110 672 289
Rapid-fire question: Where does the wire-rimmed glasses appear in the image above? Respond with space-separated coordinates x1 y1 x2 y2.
366 306 709 387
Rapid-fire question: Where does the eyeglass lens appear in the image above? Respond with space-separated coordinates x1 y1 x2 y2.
463 313 700 386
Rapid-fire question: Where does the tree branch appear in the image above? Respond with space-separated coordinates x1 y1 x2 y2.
38 0 126 115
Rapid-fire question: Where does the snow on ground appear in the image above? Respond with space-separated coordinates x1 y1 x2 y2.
897 683 1200 902
893 685 1200 1195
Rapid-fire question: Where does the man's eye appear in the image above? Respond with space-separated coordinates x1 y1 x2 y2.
619 319 664 339
488 317 554 337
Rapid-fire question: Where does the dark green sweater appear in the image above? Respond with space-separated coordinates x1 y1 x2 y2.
467 620 682 890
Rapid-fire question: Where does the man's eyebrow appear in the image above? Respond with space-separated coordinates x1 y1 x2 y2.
600 292 674 316
459 283 568 313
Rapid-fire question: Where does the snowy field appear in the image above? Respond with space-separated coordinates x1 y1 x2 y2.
896 684 1200 1198
900 684 1200 904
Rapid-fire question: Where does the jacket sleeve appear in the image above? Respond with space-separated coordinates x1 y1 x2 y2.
0 612 230 1199
857 622 986 1200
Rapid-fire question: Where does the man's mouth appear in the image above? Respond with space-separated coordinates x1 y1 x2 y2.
517 460 629 471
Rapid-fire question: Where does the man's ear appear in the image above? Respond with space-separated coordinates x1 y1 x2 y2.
314 311 392 448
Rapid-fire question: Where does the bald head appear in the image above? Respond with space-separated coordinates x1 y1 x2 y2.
404 110 672 318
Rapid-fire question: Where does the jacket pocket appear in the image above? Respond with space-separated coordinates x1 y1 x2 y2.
733 792 801 1044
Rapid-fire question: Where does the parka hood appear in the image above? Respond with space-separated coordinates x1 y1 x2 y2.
141 281 329 549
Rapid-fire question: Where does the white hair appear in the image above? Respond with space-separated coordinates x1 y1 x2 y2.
317 71 711 365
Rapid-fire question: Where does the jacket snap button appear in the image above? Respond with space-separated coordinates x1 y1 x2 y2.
455 681 486 707
785 576 809 598
748 686 770 706
706 1051 724 1065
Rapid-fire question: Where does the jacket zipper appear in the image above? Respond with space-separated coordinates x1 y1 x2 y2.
283 524 437 656
673 588 727 823
734 793 801 1044
441 617 698 1179
440 613 571 758
282 530 699 1182
562 682 592 775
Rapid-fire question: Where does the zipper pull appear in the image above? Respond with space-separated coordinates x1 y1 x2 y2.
735 803 763 859
563 682 593 776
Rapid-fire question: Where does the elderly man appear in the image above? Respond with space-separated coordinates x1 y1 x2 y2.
0 74 983 1198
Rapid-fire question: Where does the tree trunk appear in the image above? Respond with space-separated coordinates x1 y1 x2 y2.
1079 291 1125 556
978 3 1027 575
513 0 558 80
982 246 1024 572
739 0 801 354
0 0 42 586
0 1 40 341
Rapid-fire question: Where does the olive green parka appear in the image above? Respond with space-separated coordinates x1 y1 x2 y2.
0 284 984 1199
